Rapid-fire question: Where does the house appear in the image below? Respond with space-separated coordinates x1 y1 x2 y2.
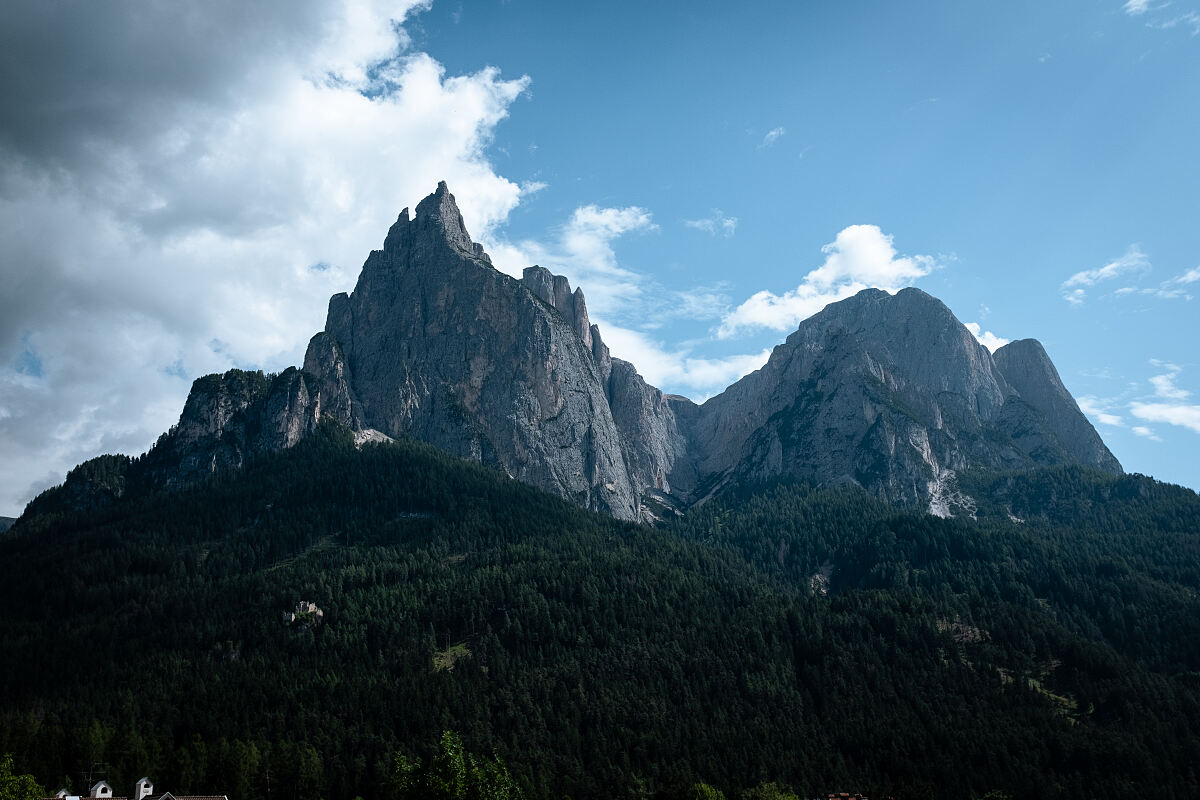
48 778 227 800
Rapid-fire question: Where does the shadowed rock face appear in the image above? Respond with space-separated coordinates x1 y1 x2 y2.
68 183 1119 521
993 338 1122 473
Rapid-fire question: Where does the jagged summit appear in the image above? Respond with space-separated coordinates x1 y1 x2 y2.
27 183 1122 523
382 180 490 263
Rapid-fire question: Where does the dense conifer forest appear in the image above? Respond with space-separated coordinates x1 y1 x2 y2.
2 424 1199 799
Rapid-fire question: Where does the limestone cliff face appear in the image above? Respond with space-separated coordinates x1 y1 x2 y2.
47 183 1122 522
992 338 1122 473
686 288 1121 513
146 367 330 488
305 183 642 520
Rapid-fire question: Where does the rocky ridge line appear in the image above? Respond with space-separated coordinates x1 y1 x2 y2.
24 183 1121 523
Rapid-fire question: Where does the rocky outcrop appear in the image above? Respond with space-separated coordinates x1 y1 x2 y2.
32 183 1122 522
993 339 1122 473
305 183 643 519
685 288 1120 512
142 368 327 488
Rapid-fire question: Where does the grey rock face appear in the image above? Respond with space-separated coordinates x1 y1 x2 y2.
146 368 328 488
307 183 642 520
993 339 1122 473
686 287 1119 511
71 183 1120 523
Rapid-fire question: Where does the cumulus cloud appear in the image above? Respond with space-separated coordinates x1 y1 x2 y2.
1061 245 1150 304
964 322 1010 353
684 210 738 237
718 224 937 338
0 1 534 515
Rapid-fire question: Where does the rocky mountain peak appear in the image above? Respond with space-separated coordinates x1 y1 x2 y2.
993 338 1121 473
383 180 490 264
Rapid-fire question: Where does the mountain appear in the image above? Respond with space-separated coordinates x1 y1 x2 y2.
687 287 1121 513
22 183 1119 523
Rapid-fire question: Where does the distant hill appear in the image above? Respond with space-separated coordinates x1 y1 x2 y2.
3 423 1198 799
0 517 14 533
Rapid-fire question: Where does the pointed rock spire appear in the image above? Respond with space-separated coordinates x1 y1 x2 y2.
382 182 486 261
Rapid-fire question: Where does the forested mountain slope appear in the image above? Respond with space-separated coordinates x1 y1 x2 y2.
3 425 1199 799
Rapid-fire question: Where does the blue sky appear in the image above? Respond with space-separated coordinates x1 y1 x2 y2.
0 0 1197 514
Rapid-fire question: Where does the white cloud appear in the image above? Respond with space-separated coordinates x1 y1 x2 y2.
684 210 738 238
1078 395 1126 427
1061 245 1150 304
598 323 770 399
1131 425 1162 441
964 322 1010 353
1122 1 1200 35
1150 11 1200 34
759 127 786 148
1148 360 1191 400
1169 266 1200 285
718 224 937 338
0 2 534 515
1130 402 1200 434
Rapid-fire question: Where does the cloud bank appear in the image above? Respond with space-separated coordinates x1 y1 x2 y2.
0 1 534 515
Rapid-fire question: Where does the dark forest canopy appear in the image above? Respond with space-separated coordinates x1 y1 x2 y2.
2 424 1199 799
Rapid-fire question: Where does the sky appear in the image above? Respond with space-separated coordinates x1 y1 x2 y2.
1 0 1198 516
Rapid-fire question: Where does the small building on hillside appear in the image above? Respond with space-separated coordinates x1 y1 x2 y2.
282 599 325 627
48 777 227 800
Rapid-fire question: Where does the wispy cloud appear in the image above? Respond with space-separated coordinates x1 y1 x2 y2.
1174 266 1200 284
1149 11 1200 34
1078 395 1126 427
684 210 738 238
1130 401 1200 434
1131 425 1162 441
718 224 938 338
1149 359 1191 400
1111 264 1200 301
1124 361 1199 438
758 126 786 149
1061 245 1150 304
1122 1 1200 34
488 204 657 314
